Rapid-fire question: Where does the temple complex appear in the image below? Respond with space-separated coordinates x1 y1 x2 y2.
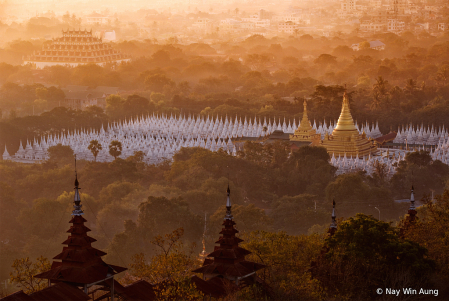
289 100 321 145
23 29 130 69
320 91 377 158
191 186 267 299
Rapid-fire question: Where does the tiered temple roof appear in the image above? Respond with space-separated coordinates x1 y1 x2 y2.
23 29 130 68
34 174 126 285
191 186 266 298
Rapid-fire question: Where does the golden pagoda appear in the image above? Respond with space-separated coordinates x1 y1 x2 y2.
290 100 321 145
320 91 377 157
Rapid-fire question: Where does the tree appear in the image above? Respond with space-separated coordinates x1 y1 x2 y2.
359 41 371 50
105 94 125 119
109 140 122 159
10 256 51 294
313 54 337 66
130 228 198 283
391 151 449 199
209 204 272 235
241 231 325 300
35 87 48 100
47 144 74 166
106 196 202 264
332 45 353 58
372 76 390 110
313 214 435 300
401 190 449 281
88 140 102 162
144 74 174 93
271 194 328 235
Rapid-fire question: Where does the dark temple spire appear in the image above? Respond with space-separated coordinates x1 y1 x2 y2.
225 184 233 220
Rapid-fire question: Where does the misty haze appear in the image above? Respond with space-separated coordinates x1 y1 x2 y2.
0 0 449 300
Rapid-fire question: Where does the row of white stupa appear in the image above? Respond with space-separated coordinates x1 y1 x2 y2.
393 124 448 145
2 114 448 175
2 114 383 163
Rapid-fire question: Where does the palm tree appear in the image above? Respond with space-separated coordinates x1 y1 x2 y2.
88 140 102 162
371 76 390 110
109 140 122 160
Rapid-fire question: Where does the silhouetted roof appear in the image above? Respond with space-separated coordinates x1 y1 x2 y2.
0 283 91 301
369 40 385 48
191 276 237 298
29 282 90 301
65 85 89 92
0 291 34 301
375 132 397 144
94 279 156 301
121 280 157 301
93 86 119 94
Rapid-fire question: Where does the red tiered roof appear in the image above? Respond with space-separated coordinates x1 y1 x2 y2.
193 219 264 278
34 177 126 285
192 186 265 297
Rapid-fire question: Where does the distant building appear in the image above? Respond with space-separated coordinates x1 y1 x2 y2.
388 19 405 32
219 19 242 32
351 40 385 51
278 21 299 34
62 86 119 110
438 23 447 31
272 14 301 23
96 30 117 41
360 22 387 32
389 0 408 14
86 12 109 25
23 29 130 69
191 18 213 33
341 0 357 12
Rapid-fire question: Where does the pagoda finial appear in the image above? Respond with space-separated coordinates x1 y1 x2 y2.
224 185 233 220
303 99 309 122
330 200 337 229
409 185 415 211
72 156 83 216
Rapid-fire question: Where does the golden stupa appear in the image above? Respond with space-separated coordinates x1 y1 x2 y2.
320 91 377 157
290 100 321 145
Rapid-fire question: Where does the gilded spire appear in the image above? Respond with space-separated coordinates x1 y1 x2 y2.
334 91 358 132
302 100 310 126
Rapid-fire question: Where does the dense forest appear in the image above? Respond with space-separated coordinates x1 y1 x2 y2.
1 143 449 299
